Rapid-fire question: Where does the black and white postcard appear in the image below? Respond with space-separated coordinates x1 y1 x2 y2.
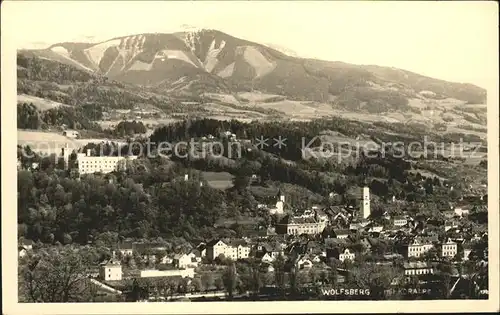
2 1 499 314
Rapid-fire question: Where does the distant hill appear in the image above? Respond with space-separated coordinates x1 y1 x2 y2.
20 29 486 108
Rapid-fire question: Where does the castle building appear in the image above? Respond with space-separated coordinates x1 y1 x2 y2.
71 149 138 175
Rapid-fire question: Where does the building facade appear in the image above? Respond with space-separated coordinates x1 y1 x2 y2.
75 150 138 175
393 216 408 227
99 258 122 281
339 248 356 262
403 262 434 276
440 239 458 258
206 239 251 261
279 211 329 235
406 238 434 258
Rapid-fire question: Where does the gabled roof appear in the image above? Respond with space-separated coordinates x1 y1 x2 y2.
20 239 33 246
206 239 224 247
262 241 282 252
334 229 350 236
190 249 202 257
403 261 432 269
228 239 249 247
325 238 348 248
393 216 406 221
100 258 121 266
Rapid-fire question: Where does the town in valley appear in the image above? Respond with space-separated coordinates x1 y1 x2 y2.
14 11 490 303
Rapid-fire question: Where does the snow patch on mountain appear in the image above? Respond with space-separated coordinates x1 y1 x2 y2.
83 39 121 68
159 50 198 67
217 62 235 78
50 46 70 57
50 46 94 72
204 39 226 73
128 49 197 72
128 60 153 71
265 43 299 57
242 46 276 78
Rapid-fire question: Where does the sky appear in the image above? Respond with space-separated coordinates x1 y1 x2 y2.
3 1 498 88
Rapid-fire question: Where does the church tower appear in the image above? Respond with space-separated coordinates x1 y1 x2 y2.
362 186 370 219
61 143 71 170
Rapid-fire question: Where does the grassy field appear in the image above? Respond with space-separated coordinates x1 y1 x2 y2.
18 94 70 111
18 130 126 155
97 118 180 129
201 171 234 190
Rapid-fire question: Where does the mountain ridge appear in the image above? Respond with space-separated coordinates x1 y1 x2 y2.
20 29 487 111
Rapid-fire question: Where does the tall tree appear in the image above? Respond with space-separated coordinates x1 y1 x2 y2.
222 263 238 299
19 246 99 302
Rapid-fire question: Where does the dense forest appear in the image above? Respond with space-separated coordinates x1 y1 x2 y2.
17 53 210 114
17 102 103 131
18 130 486 247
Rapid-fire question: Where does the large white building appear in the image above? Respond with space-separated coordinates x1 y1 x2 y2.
440 238 458 258
279 210 329 235
74 149 137 175
406 238 435 258
362 186 371 219
206 239 251 261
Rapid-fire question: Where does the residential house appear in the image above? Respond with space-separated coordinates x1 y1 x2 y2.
255 241 283 263
333 229 350 239
261 262 275 273
62 130 80 139
190 249 203 262
20 239 33 250
462 242 473 261
327 247 356 262
311 254 323 263
454 207 470 218
349 222 362 231
173 253 198 268
159 255 173 265
393 216 408 227
118 241 167 256
442 210 456 219
260 252 274 263
440 238 458 258
405 237 435 258
331 212 350 226
444 219 460 232
295 255 313 269
403 262 434 276
118 242 134 256
18 239 34 258
382 211 391 220
338 248 356 262
359 238 373 254
99 258 122 281
196 243 207 258
18 246 28 258
368 225 384 233
206 239 251 261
